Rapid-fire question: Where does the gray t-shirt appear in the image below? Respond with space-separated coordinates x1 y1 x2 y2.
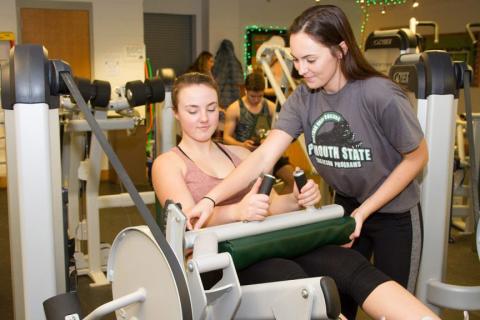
275 77 423 213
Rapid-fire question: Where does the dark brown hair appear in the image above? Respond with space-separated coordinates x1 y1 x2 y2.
245 72 266 91
172 72 219 111
289 5 386 80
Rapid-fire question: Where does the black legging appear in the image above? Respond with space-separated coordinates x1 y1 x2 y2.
201 245 389 319
335 193 423 319
295 245 389 319
201 257 307 288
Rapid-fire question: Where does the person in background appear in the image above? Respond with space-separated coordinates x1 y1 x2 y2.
187 51 214 78
224 72 295 194
212 39 245 140
212 39 245 109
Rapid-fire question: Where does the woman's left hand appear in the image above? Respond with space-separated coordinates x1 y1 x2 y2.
296 179 321 207
342 208 365 248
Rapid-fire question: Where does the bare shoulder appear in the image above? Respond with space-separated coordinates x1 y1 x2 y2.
152 150 186 176
266 98 276 108
226 100 240 115
266 99 276 113
224 144 251 161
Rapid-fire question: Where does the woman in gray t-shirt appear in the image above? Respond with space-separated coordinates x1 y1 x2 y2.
190 5 429 319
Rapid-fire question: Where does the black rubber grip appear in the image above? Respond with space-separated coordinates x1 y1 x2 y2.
43 292 84 320
294 170 307 191
258 174 275 195
320 276 341 319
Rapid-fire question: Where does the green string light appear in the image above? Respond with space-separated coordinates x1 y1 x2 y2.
356 0 407 48
355 0 406 4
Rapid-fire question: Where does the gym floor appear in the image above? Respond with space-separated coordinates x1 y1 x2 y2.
0 181 479 319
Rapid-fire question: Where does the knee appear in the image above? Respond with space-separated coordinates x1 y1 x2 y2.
268 258 307 280
317 246 379 292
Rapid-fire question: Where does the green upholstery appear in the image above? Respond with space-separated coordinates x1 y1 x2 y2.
218 216 355 271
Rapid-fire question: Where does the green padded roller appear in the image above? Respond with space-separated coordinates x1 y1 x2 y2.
218 216 355 271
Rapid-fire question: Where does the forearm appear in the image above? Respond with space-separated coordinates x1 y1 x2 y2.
223 134 244 147
207 145 272 203
269 192 300 215
204 130 293 208
205 204 241 226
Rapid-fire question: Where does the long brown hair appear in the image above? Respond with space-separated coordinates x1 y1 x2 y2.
172 72 219 111
187 51 213 74
289 5 386 80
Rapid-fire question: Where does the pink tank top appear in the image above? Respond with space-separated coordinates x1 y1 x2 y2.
172 143 250 206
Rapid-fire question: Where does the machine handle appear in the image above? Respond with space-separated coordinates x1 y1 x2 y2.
258 174 275 195
293 169 307 192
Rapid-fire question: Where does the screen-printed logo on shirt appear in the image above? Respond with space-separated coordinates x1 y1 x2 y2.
308 111 372 169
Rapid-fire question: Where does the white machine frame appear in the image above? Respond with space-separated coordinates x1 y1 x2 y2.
451 115 480 234
61 96 152 286
104 203 344 320
390 51 480 316
2 45 66 319
62 81 176 286
255 42 326 199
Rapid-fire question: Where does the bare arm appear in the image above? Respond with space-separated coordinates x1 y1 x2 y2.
349 139 428 239
266 99 276 119
223 102 257 151
152 153 196 210
269 179 321 214
151 152 269 227
189 129 294 229
223 102 244 146
228 144 322 216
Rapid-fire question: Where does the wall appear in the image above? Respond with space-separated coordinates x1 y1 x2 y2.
0 0 145 177
208 0 241 60
89 0 144 91
0 0 17 33
143 0 206 56
365 0 480 36
364 0 480 112
208 0 363 69
11 0 145 94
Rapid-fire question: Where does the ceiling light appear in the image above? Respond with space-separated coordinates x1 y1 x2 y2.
381 7 386 14
412 1 419 7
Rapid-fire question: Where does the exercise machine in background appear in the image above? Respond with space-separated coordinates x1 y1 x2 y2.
365 20 479 251
60 77 164 287
389 51 480 318
364 17 439 75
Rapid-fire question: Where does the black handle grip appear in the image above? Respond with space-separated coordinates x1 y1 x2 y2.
43 292 84 320
258 174 275 195
294 169 307 191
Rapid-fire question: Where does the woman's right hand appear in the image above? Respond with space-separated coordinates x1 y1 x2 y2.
186 198 215 230
242 139 258 151
236 177 270 221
